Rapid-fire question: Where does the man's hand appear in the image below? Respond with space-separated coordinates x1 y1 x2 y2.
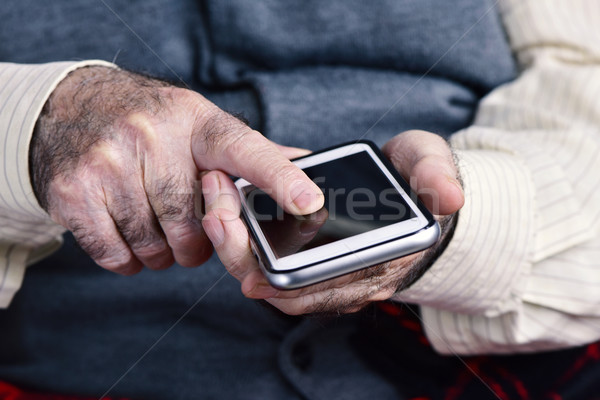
30 66 323 275
201 130 464 315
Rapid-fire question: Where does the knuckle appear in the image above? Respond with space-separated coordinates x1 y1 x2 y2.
344 305 367 314
119 222 160 249
225 253 248 279
96 251 137 274
148 174 195 222
368 287 397 302
69 217 140 276
176 253 208 268
384 140 410 170
279 163 304 182
276 165 306 202
298 293 327 315
132 240 170 259
385 134 403 154
415 153 449 167
77 238 109 262
204 203 241 226
275 300 308 316
223 130 263 161
147 256 175 270
281 307 305 316
111 207 164 249
122 112 156 142
157 204 185 222
70 222 109 261
165 220 204 249
198 110 250 154
402 129 428 137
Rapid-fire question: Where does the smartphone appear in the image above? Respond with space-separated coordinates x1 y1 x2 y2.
235 140 439 289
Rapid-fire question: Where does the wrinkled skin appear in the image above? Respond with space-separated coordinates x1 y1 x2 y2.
31 66 463 315
31 66 323 276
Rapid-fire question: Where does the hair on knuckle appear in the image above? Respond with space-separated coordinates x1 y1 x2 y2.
198 111 249 154
117 216 161 249
70 222 110 261
150 176 194 222
109 199 162 249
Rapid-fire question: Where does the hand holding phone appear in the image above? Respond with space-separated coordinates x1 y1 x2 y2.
201 131 464 315
236 140 440 289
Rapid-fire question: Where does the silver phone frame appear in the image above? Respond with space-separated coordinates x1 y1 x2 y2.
235 141 440 289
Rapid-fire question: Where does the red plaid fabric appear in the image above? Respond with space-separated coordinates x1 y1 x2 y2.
377 302 600 400
0 381 130 400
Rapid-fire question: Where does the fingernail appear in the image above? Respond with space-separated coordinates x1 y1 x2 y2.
202 173 221 207
446 175 464 195
204 216 225 247
248 282 279 299
290 182 323 213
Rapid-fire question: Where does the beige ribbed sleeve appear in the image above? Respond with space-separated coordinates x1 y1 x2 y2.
0 60 114 307
394 0 600 354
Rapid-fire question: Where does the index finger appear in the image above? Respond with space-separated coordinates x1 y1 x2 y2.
192 110 323 215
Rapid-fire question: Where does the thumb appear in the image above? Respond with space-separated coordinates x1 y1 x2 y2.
382 130 464 216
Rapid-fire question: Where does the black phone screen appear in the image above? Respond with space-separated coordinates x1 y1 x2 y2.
244 151 415 258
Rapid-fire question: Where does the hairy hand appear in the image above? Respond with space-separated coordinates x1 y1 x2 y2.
30 66 323 275
201 130 464 315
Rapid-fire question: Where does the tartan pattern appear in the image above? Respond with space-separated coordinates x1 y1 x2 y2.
370 303 600 400
0 381 129 400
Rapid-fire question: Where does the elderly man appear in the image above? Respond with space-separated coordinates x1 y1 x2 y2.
1 0 599 398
